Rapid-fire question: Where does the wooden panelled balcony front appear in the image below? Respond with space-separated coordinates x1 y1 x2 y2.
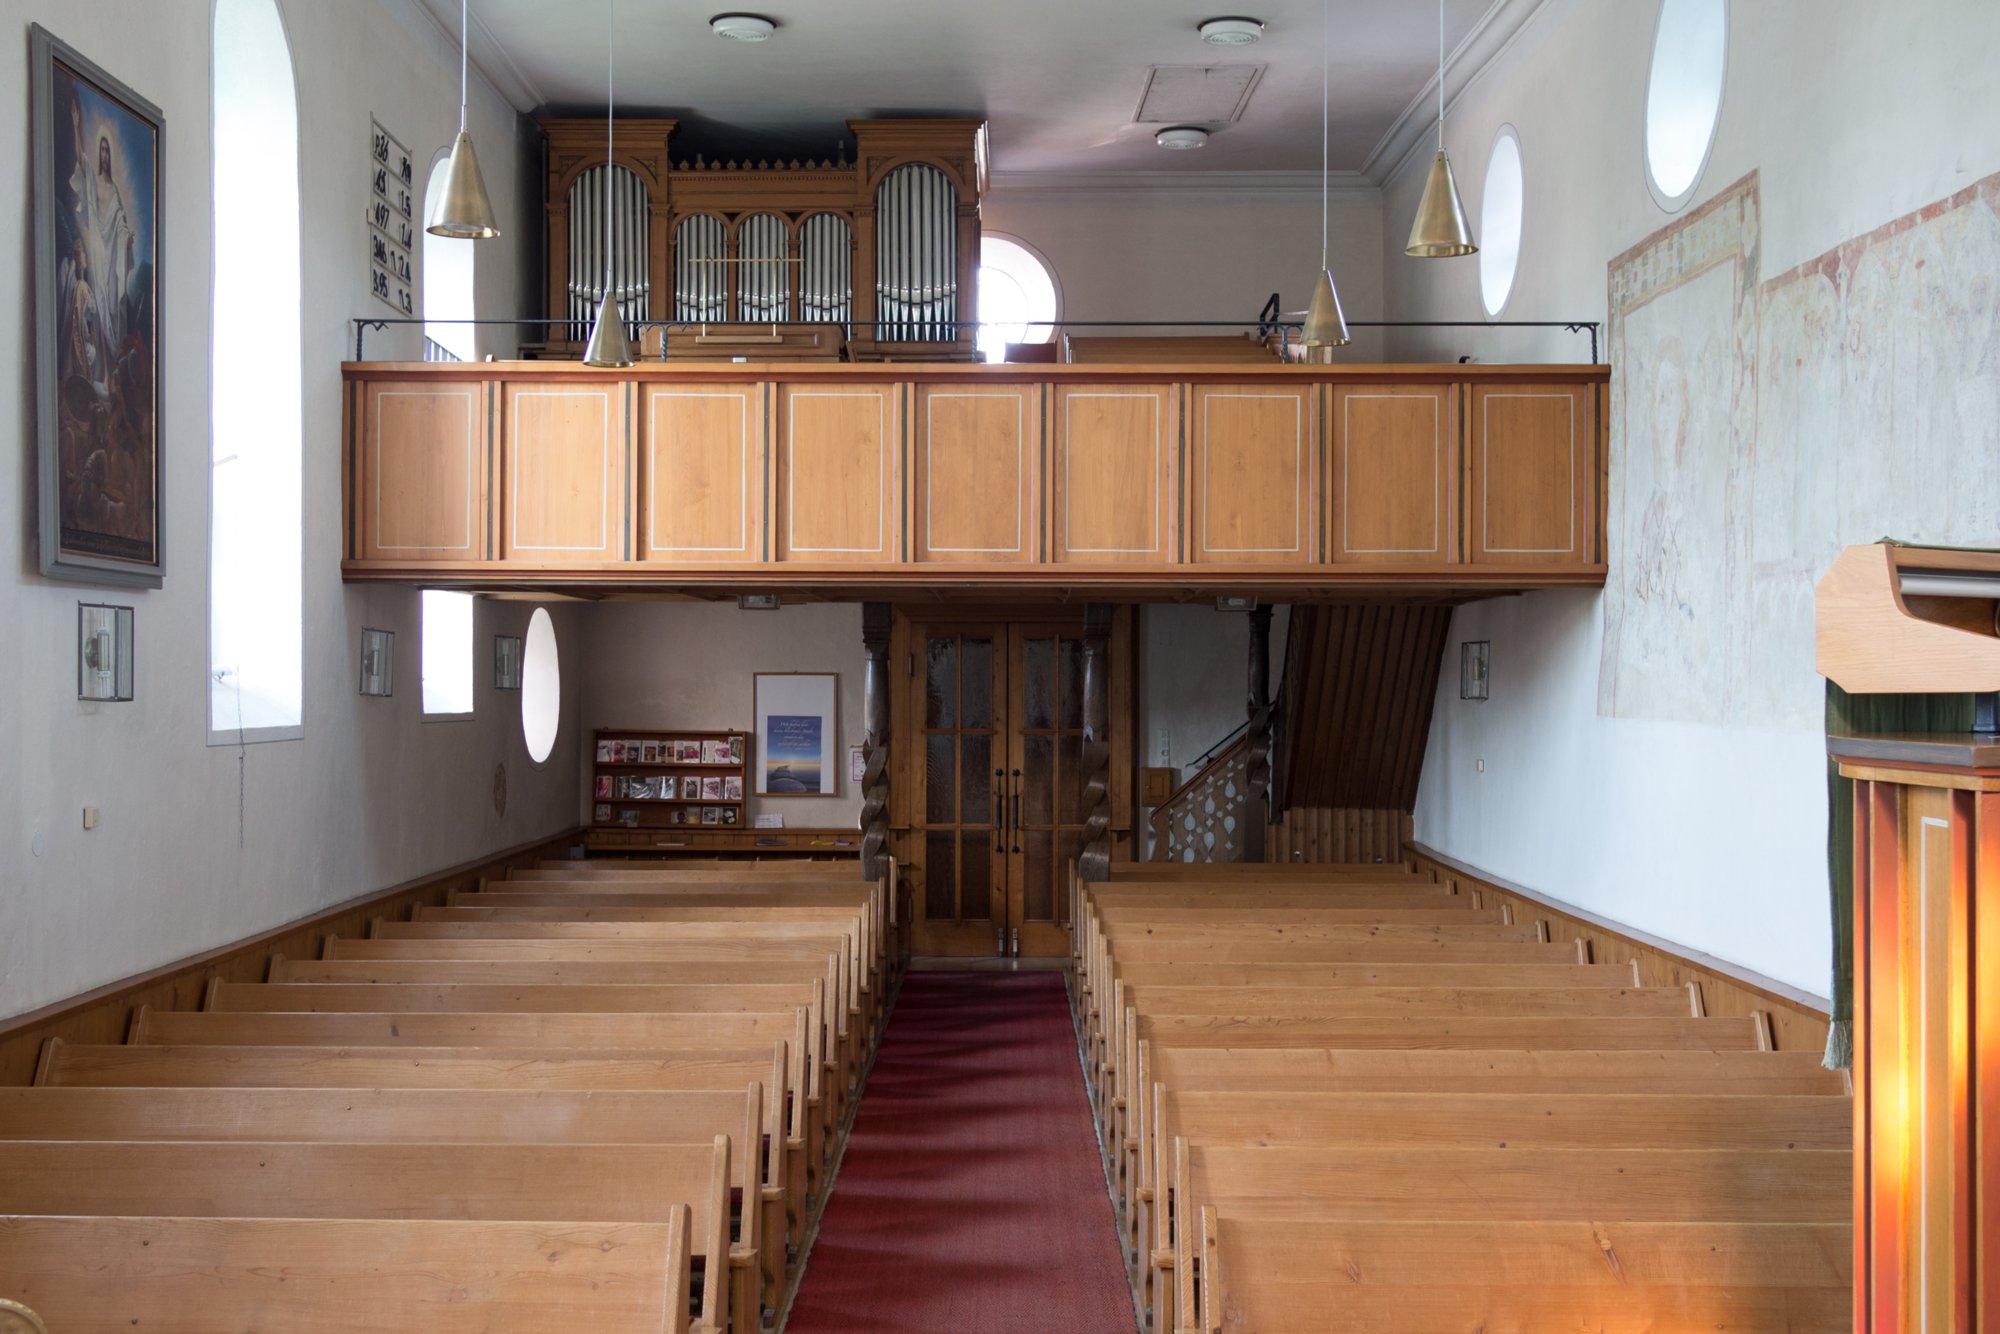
341 361 1608 598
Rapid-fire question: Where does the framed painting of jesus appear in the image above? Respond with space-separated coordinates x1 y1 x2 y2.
32 24 165 586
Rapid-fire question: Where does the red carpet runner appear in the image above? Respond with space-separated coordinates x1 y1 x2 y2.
787 971 1136 1333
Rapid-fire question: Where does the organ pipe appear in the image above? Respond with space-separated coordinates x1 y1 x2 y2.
567 164 650 341
875 163 957 342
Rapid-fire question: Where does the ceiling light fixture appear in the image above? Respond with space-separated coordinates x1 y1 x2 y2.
710 13 776 41
426 0 500 239
583 0 636 367
1155 125 1209 150
1406 0 1477 257
1300 0 1350 348
1197 17 1264 46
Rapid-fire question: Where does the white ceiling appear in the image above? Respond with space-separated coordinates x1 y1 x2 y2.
430 0 1517 179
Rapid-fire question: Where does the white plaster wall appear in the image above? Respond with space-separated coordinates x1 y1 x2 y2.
982 184 1386 360
1393 0 2000 994
0 0 581 1020
575 603 868 832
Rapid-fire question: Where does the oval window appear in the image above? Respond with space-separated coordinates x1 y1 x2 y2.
977 234 1060 363
1644 0 1728 209
1478 127 1524 318
521 607 560 765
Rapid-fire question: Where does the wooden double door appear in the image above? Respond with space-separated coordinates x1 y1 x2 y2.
895 611 1132 957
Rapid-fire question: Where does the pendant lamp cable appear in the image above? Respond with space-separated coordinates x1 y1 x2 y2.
1436 0 1445 150
1319 0 1328 271
603 0 616 309
458 0 469 133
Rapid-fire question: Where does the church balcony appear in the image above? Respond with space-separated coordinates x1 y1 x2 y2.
339 356 1607 603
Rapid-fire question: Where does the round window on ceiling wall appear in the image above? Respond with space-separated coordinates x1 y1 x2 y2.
1644 0 1728 211
1478 126 1524 318
521 607 560 765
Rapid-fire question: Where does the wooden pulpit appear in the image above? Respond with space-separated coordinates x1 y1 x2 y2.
1817 542 2000 1330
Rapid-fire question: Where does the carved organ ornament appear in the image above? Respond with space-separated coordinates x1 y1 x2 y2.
541 117 987 361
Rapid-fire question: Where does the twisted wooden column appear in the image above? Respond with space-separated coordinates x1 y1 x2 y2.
860 603 893 882
1244 605 1273 864
1078 604 1115 881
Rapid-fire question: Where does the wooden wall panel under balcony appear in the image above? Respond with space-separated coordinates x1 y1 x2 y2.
500 381 630 562
1266 807 1413 865
639 383 763 564
1188 383 1315 564
1329 383 1457 565
776 383 901 562
1050 384 1177 565
914 384 1039 563
352 379 489 562
1277 602 1454 812
1468 381 1600 565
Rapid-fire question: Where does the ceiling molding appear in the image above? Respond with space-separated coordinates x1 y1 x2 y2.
402 0 545 114
987 169 1379 200
1360 0 1555 187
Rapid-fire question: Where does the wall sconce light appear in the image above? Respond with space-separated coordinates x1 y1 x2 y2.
359 628 395 697
1460 640 1490 701
77 603 134 701
493 634 524 689
737 593 781 611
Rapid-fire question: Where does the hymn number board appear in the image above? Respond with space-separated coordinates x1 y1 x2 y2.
367 118 415 316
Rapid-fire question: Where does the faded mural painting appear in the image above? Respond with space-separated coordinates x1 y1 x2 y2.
1601 170 2000 730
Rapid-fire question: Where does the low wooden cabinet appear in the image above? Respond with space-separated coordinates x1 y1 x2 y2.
343 362 1607 595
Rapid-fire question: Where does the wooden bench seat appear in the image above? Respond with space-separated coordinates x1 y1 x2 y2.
0 1082 792 1300
1194 1212 1850 1334
1109 959 1638 988
0 1213 701 1334
1161 1144 1851 1330
0 1137 739 1334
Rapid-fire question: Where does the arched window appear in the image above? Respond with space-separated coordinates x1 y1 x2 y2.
1478 126 1524 318
209 0 301 741
977 235 1060 363
422 156 477 360
1644 0 1728 211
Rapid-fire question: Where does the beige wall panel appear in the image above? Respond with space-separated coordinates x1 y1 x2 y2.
642 387 762 564
1330 384 1456 565
1468 383 1595 565
778 385 899 563
1052 386 1175 565
1190 384 1314 565
363 382 486 561
915 386 1036 562
503 384 627 562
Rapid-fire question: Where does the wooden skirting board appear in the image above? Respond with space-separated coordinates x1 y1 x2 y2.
1408 844 1833 1055
0 828 584 1087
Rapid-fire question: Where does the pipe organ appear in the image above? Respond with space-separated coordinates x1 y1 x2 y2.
540 118 984 361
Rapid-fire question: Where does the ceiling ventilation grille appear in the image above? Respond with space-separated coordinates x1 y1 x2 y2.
1133 65 1265 125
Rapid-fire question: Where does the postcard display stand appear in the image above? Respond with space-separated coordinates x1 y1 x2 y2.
589 728 748 845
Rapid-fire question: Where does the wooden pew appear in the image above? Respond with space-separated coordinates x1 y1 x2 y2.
1194 1212 1849 1333
0 1082 786 1310
0 1213 700 1334
0 1138 738 1334
1163 1144 1851 1331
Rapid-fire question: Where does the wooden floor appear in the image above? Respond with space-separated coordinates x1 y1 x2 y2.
1070 862 1854 1334
0 857 894 1334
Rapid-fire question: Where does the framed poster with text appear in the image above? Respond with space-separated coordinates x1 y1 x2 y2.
753 673 838 796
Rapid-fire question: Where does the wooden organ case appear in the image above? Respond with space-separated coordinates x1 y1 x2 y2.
540 118 986 362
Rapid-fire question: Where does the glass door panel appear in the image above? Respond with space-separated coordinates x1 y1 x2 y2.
1007 628 1087 955
911 627 1005 954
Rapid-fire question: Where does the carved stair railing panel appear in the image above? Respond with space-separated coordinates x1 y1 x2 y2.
1147 736 1252 864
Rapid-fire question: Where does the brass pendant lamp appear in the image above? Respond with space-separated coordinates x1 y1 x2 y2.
582 0 636 367
1405 0 1476 257
1300 0 1350 348
426 0 500 239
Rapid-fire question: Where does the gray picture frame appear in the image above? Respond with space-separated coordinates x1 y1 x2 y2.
32 24 166 587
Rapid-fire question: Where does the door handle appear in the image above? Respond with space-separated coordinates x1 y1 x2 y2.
1011 769 1023 854
994 769 1006 854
